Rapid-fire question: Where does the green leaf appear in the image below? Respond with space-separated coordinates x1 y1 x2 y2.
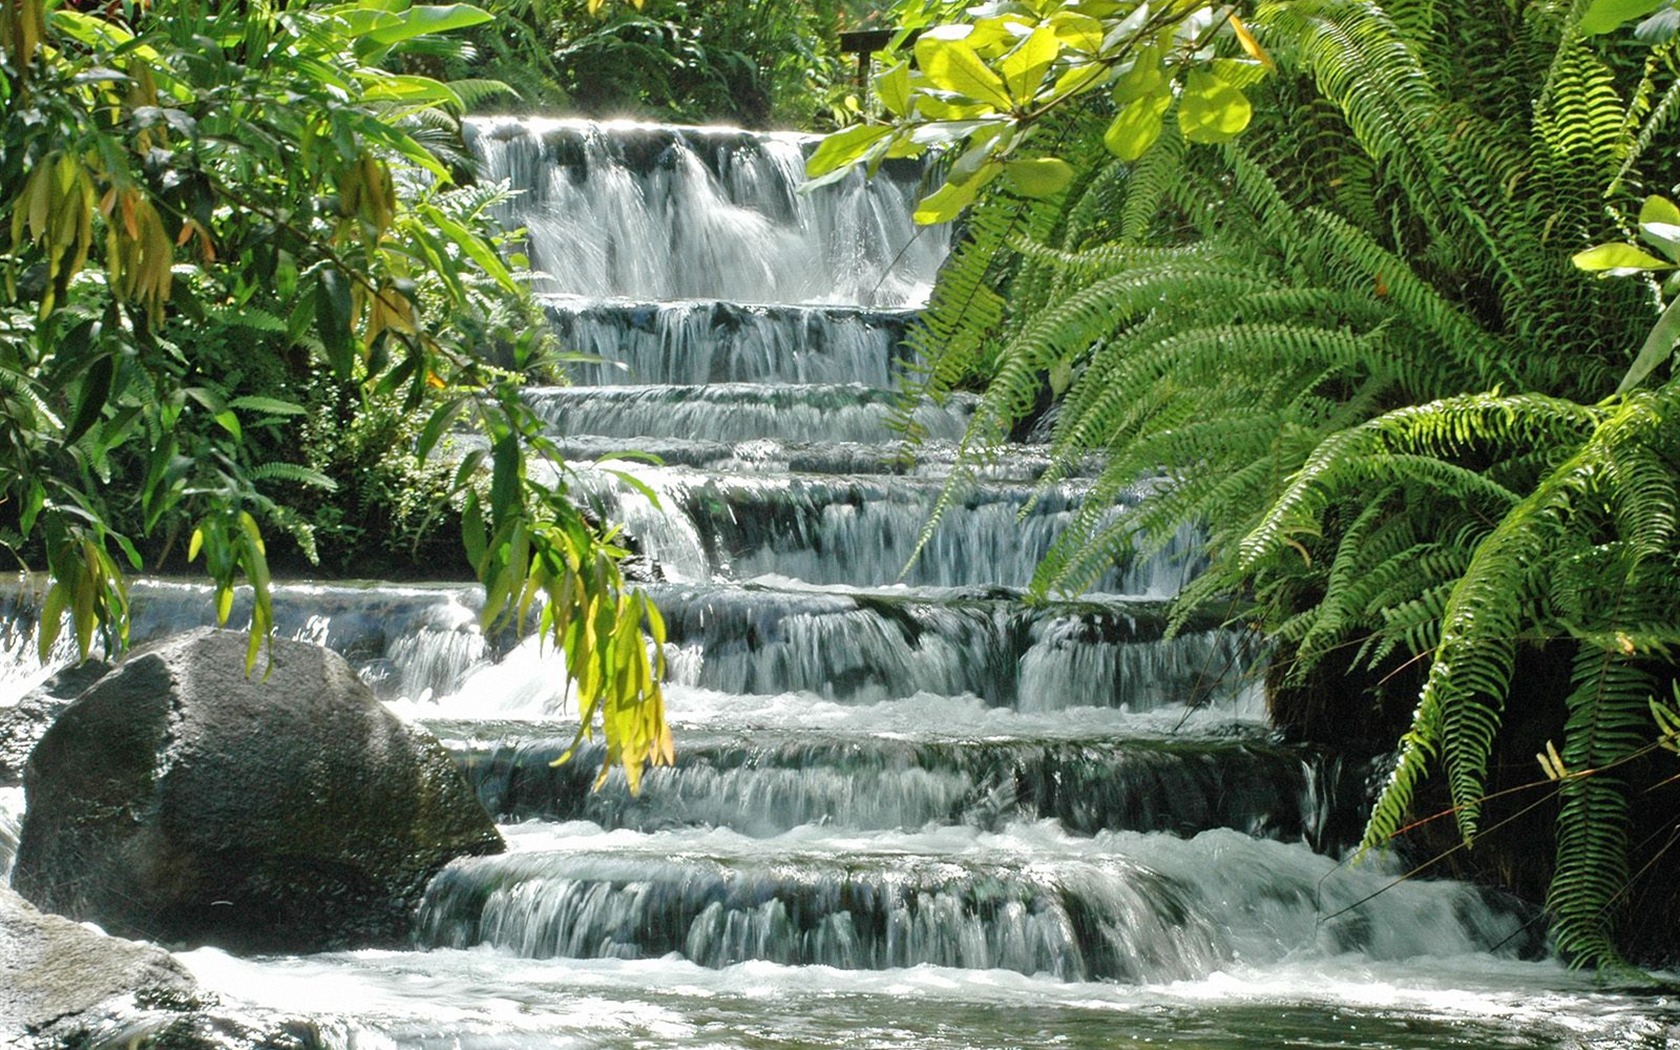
1042 61 1108 105
806 123 894 179
1179 69 1252 144
1616 295 1680 392
1049 11 1104 52
1640 221 1680 260
228 395 307 416
999 26 1058 104
1640 195 1680 227
38 583 68 662
461 490 487 569
64 353 114 446
361 72 465 110
1111 46 1163 104
1639 197 1680 259
875 62 912 117
419 203 520 294
913 163 1001 224
1103 92 1171 161
1578 0 1670 35
359 3 493 46
316 268 356 380
915 35 1014 110
1572 242 1675 272
417 397 466 461
489 431 521 527
20 481 43 536
1004 157 1075 198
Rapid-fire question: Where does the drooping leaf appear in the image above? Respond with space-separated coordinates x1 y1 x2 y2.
64 353 115 446
316 268 357 379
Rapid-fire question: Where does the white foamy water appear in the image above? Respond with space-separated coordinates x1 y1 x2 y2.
175 945 1679 1050
467 117 947 308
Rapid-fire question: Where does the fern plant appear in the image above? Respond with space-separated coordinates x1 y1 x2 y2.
903 0 1680 967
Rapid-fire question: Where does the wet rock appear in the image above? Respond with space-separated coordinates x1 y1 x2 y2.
0 883 197 1039
12 628 504 953
0 660 111 787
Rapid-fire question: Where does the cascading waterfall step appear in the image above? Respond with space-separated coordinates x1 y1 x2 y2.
524 383 974 445
450 731 1366 847
561 461 1202 592
645 582 1255 707
541 296 918 387
466 117 947 308
0 577 1261 717
540 433 1072 481
415 825 1538 982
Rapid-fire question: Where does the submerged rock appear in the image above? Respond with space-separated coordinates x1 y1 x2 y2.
11 628 504 953
0 883 196 1039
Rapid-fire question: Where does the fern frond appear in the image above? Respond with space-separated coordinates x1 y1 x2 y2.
1547 642 1652 969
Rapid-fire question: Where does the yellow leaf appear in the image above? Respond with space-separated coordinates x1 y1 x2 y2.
1228 13 1275 72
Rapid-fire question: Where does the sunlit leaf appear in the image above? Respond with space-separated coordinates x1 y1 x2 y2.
1179 69 1252 144
1110 45 1163 103
1103 92 1171 161
1049 11 1104 52
1572 242 1675 272
875 61 912 117
1004 157 1075 198
999 26 1058 104
806 122 894 178
1578 0 1669 35
913 162 1000 223
915 34 1014 110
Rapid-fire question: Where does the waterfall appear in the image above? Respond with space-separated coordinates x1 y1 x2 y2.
4 116 1660 1050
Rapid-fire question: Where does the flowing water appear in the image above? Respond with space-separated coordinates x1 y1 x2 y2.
3 117 1679 1047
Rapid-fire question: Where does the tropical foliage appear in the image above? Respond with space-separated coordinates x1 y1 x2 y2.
819 0 1680 967
453 0 848 127
0 0 671 787
805 0 1270 220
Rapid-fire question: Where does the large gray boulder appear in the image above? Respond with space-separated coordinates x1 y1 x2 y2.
11 628 503 953
0 659 111 787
